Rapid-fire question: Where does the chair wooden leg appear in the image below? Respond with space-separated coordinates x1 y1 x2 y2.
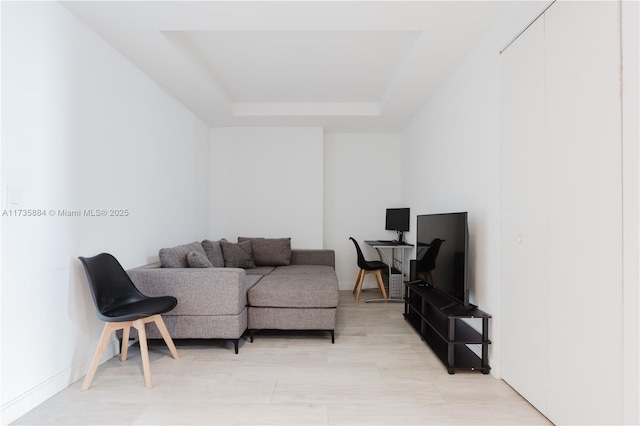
425 271 433 285
84 316 178 391
121 326 130 361
82 323 115 391
374 270 388 299
152 314 180 360
353 269 363 294
134 319 152 389
354 269 365 302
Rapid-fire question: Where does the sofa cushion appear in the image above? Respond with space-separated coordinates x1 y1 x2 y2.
248 307 336 331
201 238 226 267
159 241 206 268
187 251 213 268
238 237 292 266
244 274 263 292
290 249 335 268
220 240 256 269
247 265 338 308
244 266 276 276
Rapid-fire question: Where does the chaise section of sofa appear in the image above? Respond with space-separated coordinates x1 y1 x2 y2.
247 250 339 343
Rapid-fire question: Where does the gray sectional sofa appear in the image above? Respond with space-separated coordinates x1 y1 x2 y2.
126 238 339 353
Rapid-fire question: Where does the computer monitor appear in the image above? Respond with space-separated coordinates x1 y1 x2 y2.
385 208 410 243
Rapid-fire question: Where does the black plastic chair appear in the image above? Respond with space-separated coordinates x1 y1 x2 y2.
416 238 445 284
349 237 388 302
78 253 179 390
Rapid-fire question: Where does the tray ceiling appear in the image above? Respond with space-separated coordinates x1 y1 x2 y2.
62 1 510 132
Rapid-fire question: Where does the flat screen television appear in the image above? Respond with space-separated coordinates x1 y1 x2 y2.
385 208 410 243
414 212 469 306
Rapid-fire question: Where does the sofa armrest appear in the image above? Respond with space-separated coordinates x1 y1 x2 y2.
290 249 335 268
127 267 247 316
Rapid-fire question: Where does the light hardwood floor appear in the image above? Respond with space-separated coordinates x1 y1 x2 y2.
13 291 551 425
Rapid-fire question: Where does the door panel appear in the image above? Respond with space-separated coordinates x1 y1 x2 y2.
545 2 622 424
500 15 547 414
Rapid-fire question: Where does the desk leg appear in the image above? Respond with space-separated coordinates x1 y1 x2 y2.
366 247 403 303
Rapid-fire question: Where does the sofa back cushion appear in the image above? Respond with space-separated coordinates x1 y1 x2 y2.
220 240 256 268
238 237 292 266
201 238 226 267
159 241 207 268
187 251 214 268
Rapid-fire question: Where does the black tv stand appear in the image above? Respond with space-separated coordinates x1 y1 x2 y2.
438 301 460 311
404 281 491 374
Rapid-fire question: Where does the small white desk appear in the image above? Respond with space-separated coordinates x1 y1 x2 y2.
364 240 414 303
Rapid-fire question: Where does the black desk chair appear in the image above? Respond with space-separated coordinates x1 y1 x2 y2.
416 238 445 284
349 237 388 302
78 253 180 390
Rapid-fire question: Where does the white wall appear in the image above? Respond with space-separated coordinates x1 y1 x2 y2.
401 2 553 379
209 127 323 249
0 2 210 423
324 133 402 289
208 129 402 288
621 1 640 423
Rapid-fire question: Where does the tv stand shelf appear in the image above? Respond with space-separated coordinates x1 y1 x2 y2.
404 281 491 374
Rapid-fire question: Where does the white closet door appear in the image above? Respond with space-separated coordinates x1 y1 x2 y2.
500 16 548 413
545 2 622 424
501 1 623 424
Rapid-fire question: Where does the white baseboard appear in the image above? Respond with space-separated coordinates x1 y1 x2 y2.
1 340 120 425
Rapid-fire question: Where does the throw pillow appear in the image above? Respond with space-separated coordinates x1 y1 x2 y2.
220 240 255 268
187 251 213 268
201 238 227 267
237 237 292 266
159 241 207 268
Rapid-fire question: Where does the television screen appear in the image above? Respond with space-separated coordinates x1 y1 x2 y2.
385 208 410 232
415 212 469 306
